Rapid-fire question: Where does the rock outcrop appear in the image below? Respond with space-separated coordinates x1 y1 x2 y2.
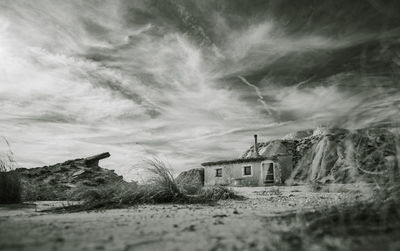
14 152 125 200
176 168 204 194
242 127 398 184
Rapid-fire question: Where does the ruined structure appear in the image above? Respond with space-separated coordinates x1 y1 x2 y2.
14 152 125 200
202 135 293 186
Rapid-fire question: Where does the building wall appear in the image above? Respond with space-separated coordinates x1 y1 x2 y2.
204 161 262 186
204 156 293 186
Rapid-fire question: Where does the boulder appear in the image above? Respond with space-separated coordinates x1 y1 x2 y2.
176 168 204 194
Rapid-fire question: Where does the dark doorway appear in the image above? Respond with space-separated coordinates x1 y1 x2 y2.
265 163 274 183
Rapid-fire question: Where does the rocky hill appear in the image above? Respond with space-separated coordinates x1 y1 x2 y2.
178 127 398 186
243 127 398 184
14 152 125 200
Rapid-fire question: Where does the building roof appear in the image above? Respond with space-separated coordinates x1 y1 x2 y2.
201 156 275 167
242 140 294 158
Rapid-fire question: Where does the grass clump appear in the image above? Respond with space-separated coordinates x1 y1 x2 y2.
0 172 22 204
271 175 400 251
65 159 242 211
0 137 22 204
268 133 400 250
196 185 243 201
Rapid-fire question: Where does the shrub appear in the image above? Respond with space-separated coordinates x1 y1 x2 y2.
179 183 203 194
71 182 136 210
270 171 400 251
0 137 22 204
196 185 244 201
0 172 21 204
146 158 182 202
60 159 243 211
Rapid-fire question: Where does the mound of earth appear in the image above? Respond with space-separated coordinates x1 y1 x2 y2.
14 152 125 201
242 127 398 183
176 168 204 194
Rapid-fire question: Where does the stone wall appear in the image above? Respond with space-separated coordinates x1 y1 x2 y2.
204 158 293 186
204 161 262 186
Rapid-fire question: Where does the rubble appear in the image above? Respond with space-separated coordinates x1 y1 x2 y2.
14 152 125 200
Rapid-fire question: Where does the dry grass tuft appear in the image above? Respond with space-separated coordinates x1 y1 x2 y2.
196 185 243 201
271 175 400 250
0 172 22 204
0 137 22 204
61 159 242 211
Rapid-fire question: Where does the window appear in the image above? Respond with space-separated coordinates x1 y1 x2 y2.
243 165 252 176
216 168 222 177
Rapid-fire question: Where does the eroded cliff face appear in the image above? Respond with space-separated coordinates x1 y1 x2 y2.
242 127 398 183
14 153 125 200
291 127 398 183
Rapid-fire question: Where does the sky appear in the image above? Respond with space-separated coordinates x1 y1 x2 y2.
0 0 400 180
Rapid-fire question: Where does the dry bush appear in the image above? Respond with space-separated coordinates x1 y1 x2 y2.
0 138 22 204
272 167 400 250
179 182 203 194
269 133 400 251
60 159 242 211
69 182 138 210
146 159 182 202
196 185 244 201
0 172 21 204
265 184 400 251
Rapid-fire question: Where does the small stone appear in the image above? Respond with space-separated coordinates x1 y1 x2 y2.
55 237 65 243
183 224 196 232
213 214 227 218
213 219 224 225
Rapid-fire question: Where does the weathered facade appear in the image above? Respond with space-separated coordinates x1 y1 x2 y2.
201 135 293 186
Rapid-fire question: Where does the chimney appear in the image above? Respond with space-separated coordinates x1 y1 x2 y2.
253 134 259 157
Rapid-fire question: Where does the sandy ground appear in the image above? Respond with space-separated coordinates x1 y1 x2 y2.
0 185 370 251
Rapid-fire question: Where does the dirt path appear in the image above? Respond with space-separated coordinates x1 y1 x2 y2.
0 186 367 251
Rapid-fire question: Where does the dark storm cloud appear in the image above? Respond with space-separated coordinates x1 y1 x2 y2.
1 0 399 180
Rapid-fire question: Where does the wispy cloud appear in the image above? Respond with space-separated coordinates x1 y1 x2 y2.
0 0 399 180
237 75 276 117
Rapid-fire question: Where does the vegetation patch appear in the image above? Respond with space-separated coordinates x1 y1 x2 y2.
0 172 22 204
269 178 400 251
0 138 22 204
56 159 243 212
